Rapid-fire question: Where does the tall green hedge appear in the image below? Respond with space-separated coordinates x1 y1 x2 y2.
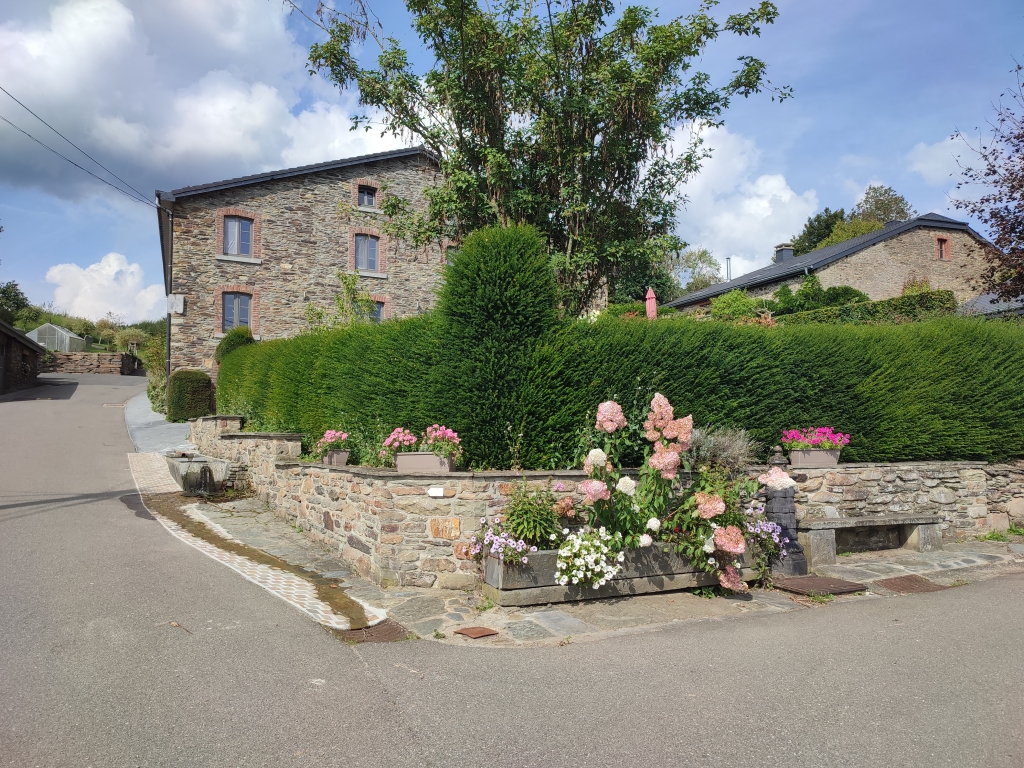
168 369 212 422
216 228 1024 467
776 290 957 326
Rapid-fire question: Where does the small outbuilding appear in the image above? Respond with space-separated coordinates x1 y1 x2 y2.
25 322 88 352
0 318 45 395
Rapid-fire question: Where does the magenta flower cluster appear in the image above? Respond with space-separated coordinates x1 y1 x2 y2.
382 427 418 452
315 429 349 456
781 426 850 450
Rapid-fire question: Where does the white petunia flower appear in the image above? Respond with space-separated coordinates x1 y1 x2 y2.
616 476 637 497
703 535 716 553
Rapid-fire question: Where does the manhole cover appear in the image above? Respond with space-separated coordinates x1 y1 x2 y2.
330 618 409 643
874 575 949 593
454 626 499 639
774 575 866 596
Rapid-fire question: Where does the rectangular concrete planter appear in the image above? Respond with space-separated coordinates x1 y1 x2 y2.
325 450 350 467
395 452 455 473
483 546 754 607
788 448 841 468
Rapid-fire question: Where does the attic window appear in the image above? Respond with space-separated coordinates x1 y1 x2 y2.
358 186 377 207
936 237 951 261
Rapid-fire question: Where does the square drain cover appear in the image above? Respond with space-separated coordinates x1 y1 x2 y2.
874 575 949 593
454 626 499 639
774 575 866 596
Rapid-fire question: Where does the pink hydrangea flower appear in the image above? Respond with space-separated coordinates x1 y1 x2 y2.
694 492 726 519
714 525 747 555
642 392 674 440
648 446 680 480
580 479 611 505
595 401 627 433
662 415 693 450
718 565 747 592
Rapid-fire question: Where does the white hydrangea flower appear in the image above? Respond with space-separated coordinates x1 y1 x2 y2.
646 517 661 532
616 476 637 497
703 535 716 553
639 533 653 547
586 448 608 466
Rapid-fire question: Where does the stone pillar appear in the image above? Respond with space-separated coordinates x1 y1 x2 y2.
762 448 808 576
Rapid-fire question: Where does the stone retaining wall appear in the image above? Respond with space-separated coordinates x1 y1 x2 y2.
791 462 1024 532
43 352 136 375
189 416 1024 588
189 416 589 588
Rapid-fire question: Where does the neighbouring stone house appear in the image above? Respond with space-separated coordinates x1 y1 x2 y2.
0 318 44 395
665 213 994 311
156 146 447 376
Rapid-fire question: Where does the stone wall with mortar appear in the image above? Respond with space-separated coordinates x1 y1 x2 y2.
169 152 446 375
791 461 1024 533
42 352 136 375
189 417 588 589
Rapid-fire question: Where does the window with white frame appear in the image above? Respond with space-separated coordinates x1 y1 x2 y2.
355 233 379 271
223 292 251 332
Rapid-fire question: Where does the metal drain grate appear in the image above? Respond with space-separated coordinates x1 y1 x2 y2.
874 575 949 593
329 618 410 643
773 575 867 596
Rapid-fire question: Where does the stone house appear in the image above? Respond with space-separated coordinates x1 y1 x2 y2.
156 146 447 375
665 213 993 311
0 318 43 395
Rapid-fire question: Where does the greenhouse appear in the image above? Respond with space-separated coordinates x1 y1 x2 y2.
25 323 88 352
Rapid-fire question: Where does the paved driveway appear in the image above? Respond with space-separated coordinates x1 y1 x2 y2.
2 376 1022 767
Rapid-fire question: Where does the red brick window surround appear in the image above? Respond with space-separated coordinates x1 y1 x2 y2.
349 226 386 273
352 177 382 207
370 294 392 321
935 235 952 261
215 284 261 335
216 207 262 259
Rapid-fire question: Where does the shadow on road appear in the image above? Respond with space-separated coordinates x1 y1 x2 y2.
0 489 140 525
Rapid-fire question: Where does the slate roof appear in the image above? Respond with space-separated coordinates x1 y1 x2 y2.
665 213 985 308
0 318 46 355
958 291 1024 317
159 145 431 200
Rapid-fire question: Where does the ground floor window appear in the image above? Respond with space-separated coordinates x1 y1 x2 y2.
223 292 251 331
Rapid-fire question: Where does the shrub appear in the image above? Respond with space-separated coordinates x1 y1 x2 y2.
167 369 212 422
215 325 255 363
502 481 562 547
776 290 957 326
709 289 761 320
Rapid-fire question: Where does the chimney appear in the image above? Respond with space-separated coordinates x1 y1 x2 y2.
774 242 795 262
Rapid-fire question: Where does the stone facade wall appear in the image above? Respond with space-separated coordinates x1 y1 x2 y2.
0 328 39 394
169 153 446 375
42 352 135 375
791 462 1024 533
189 417 588 588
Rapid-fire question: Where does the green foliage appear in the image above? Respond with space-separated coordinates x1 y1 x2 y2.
776 290 957 326
0 279 30 324
113 328 148 352
610 250 682 305
675 247 723 294
432 225 558 468
792 208 845 255
852 184 916 223
977 529 1009 542
769 275 869 316
304 271 378 332
709 289 763 320
307 0 789 313
215 325 255 363
167 369 212 422
503 481 561 548
137 334 167 414
818 217 885 249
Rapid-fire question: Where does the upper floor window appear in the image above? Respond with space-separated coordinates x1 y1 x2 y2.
936 237 950 261
223 292 251 332
358 186 377 207
224 216 252 256
355 233 379 271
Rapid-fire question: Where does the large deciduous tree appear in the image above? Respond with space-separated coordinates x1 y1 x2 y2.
791 207 844 255
301 0 789 313
953 63 1024 300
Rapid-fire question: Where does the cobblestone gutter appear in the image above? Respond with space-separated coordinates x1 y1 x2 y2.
190 416 1024 588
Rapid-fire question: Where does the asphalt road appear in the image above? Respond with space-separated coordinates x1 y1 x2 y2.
2 376 1022 767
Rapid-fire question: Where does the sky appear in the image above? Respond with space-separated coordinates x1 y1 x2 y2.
0 0 1021 320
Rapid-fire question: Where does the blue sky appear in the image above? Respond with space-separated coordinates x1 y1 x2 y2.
0 0 1021 319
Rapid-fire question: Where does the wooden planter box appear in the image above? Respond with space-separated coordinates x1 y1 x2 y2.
787 448 841 468
325 450 350 467
395 452 455 473
483 545 754 607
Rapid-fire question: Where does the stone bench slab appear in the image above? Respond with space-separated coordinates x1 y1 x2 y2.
798 514 941 530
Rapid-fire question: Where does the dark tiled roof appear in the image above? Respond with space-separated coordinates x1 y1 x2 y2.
665 213 983 308
0 318 46 355
161 145 431 199
958 292 1024 316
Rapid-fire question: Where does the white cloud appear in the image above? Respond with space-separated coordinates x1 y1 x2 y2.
675 126 818 278
45 252 164 321
907 137 960 186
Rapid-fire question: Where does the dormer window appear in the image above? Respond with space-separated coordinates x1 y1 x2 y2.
224 216 252 256
358 186 377 207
